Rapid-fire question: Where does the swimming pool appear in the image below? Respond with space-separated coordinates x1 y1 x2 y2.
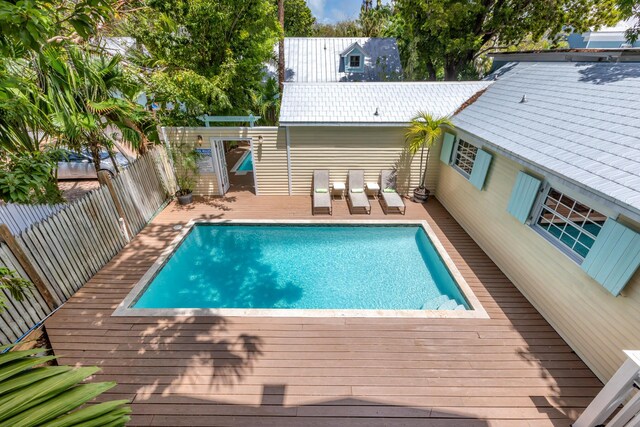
115 220 486 318
231 151 253 175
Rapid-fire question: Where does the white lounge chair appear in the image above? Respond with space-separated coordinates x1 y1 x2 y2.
347 170 371 214
379 170 406 215
312 170 332 215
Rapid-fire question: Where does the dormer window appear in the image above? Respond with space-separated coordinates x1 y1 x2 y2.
341 42 368 73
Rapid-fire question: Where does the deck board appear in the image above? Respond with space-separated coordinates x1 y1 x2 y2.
45 190 601 426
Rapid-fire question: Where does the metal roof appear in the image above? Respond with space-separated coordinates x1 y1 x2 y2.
280 81 492 126
267 37 403 82
453 61 640 219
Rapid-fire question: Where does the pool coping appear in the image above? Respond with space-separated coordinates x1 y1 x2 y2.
112 219 489 319
230 150 251 175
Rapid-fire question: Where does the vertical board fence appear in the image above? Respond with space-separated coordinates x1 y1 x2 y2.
0 203 65 235
0 147 177 344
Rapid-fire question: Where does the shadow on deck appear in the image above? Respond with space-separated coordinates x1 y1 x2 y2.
44 194 601 426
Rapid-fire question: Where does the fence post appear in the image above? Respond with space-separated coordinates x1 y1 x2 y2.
97 171 132 240
0 224 59 310
572 350 640 427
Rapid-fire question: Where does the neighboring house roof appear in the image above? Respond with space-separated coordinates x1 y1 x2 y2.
568 18 640 49
453 61 640 219
280 81 492 126
490 49 640 63
268 37 403 82
99 37 139 56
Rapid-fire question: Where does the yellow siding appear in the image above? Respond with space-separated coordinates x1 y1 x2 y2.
162 127 288 195
288 127 440 195
436 151 640 382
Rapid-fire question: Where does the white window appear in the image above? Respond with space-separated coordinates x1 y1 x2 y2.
349 55 361 68
534 187 606 260
453 139 478 177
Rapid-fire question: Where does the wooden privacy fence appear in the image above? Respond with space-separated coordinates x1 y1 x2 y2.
0 147 177 344
0 203 65 235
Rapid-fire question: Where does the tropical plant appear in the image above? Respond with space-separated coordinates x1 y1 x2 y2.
359 3 393 37
169 142 201 197
405 112 453 195
43 45 157 168
0 149 65 204
0 0 119 153
0 0 159 204
0 268 32 312
251 77 280 126
0 344 131 427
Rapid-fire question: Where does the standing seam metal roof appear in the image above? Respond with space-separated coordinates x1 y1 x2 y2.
267 37 403 82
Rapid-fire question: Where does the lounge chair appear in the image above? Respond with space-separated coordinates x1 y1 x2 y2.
347 170 371 214
312 170 332 215
379 170 406 215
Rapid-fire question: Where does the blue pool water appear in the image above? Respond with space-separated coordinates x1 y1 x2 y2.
133 225 469 310
237 152 253 172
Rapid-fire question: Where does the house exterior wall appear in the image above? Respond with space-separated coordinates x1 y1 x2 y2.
287 126 441 195
162 127 288 196
436 144 640 382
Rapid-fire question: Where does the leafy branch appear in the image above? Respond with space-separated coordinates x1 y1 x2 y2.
0 267 32 312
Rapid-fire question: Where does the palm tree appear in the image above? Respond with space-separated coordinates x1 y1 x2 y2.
44 46 156 168
278 0 285 93
251 77 280 125
405 111 453 201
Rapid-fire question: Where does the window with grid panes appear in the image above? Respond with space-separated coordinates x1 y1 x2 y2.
535 188 606 260
453 139 478 177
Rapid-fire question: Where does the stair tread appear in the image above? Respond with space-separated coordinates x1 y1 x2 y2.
420 295 450 310
437 299 459 310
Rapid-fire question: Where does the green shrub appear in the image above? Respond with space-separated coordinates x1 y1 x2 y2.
0 149 64 205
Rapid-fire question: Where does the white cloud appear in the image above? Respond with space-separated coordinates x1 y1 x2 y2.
327 7 349 23
307 0 327 22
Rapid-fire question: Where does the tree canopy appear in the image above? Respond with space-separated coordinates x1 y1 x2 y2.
0 0 156 203
119 0 281 124
280 0 316 37
392 0 622 80
617 0 640 42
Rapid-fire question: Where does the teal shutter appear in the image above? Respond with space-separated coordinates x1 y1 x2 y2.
469 149 493 190
581 219 640 296
440 133 455 164
507 171 542 223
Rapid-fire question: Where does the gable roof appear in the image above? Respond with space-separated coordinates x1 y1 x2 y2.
340 42 369 58
280 81 492 126
453 61 640 220
268 37 403 82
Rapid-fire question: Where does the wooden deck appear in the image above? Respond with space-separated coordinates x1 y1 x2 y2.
45 189 601 426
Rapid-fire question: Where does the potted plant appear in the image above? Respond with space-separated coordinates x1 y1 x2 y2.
169 142 201 205
405 112 453 203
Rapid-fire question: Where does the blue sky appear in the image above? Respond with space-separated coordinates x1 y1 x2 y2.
307 0 390 24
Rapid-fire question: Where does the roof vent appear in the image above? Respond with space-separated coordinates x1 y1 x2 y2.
374 107 379 116
520 94 527 103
